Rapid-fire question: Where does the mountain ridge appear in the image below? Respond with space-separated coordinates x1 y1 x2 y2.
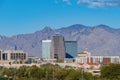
0 24 120 57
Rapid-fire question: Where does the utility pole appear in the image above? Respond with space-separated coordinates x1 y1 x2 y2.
53 70 54 80
82 68 84 80
46 71 48 80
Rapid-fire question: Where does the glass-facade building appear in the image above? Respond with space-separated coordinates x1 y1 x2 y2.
65 41 77 58
42 37 78 60
42 40 51 59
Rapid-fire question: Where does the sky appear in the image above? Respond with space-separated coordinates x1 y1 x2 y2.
0 0 120 36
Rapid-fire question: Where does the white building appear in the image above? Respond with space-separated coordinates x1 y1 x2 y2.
76 51 120 66
42 40 51 59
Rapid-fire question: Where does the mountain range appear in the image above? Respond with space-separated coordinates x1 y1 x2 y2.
0 24 120 57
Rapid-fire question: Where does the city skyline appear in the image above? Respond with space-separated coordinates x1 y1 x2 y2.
0 0 120 36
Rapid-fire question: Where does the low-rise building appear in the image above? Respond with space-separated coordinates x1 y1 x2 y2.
0 50 28 64
27 56 42 64
76 50 120 68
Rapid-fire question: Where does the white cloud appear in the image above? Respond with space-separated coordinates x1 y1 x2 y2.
77 0 120 8
57 0 120 8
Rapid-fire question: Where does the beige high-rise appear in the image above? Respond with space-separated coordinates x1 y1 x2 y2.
50 34 65 61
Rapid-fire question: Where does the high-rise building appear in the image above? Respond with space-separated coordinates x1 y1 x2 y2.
42 40 51 59
65 41 77 58
50 34 65 61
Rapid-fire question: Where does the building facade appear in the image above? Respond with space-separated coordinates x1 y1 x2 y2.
42 35 78 61
65 41 77 58
50 34 65 61
76 51 120 65
0 50 27 64
42 40 51 59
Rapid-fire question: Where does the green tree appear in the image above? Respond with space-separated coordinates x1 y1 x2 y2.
83 72 93 80
3 68 16 78
101 64 120 80
55 68 68 80
16 66 28 78
65 69 81 80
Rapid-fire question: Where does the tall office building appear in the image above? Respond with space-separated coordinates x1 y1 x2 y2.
50 34 65 61
65 41 77 58
42 40 51 59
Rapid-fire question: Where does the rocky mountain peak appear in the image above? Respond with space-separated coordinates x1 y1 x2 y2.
94 24 112 29
42 26 52 31
0 24 120 57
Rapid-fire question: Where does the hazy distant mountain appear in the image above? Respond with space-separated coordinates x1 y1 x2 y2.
0 24 120 57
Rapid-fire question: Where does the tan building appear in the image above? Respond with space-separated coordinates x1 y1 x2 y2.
50 34 65 61
0 50 28 64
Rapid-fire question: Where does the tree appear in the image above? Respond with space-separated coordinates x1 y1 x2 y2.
3 68 16 78
83 72 93 80
65 69 81 80
55 68 68 80
101 64 120 80
16 66 28 78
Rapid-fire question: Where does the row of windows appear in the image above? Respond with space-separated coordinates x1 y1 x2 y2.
0 53 26 60
10 53 26 60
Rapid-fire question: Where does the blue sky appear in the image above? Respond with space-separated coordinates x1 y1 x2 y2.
0 0 120 36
